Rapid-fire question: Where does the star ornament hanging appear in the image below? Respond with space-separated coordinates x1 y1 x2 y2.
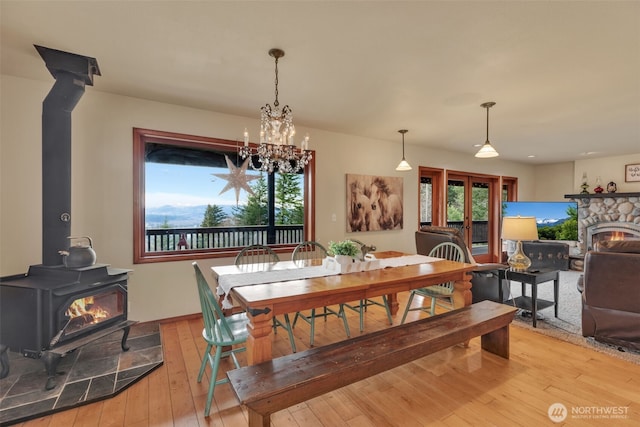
213 155 261 205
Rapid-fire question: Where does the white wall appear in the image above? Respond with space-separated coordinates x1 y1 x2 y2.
533 162 575 201
0 74 578 322
574 155 640 195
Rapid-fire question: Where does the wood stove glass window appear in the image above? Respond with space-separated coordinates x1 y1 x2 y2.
63 288 126 337
133 128 316 263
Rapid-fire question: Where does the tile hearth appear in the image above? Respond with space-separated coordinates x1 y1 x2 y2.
0 322 162 425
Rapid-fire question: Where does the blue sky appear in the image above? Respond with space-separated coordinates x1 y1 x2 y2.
503 201 576 220
145 163 259 208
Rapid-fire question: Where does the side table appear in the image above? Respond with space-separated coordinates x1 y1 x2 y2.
498 268 559 328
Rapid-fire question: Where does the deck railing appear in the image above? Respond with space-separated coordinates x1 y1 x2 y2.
145 225 305 252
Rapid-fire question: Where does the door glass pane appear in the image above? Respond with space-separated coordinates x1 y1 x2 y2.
471 182 490 256
446 179 465 234
420 177 433 225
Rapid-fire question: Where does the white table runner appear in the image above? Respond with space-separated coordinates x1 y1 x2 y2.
216 254 440 308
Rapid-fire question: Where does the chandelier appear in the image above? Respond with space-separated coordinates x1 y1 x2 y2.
239 48 311 174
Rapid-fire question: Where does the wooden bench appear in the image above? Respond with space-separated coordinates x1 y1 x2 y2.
227 300 518 427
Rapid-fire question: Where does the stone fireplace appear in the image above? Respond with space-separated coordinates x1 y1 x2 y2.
565 192 640 255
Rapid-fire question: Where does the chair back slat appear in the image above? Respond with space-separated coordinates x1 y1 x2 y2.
292 241 328 265
428 242 465 291
429 241 465 263
235 244 280 271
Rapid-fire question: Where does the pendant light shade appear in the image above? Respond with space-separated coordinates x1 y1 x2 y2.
475 101 499 158
395 129 412 171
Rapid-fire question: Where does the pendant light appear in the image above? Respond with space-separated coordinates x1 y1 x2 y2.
475 101 499 158
395 129 412 171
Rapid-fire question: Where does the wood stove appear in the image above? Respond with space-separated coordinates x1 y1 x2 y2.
0 265 133 389
0 46 133 390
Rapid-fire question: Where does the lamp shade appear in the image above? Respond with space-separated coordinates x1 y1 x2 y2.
501 216 538 241
396 159 412 171
474 142 499 158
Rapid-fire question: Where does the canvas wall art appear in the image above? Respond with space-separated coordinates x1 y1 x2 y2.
346 174 403 232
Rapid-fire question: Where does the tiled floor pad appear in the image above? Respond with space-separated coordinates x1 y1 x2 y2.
0 322 163 426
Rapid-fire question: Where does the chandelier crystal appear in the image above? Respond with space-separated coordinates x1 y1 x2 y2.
239 48 311 174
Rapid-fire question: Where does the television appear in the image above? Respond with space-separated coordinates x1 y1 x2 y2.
502 201 578 241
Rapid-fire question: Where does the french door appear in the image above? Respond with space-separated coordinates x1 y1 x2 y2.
446 173 499 263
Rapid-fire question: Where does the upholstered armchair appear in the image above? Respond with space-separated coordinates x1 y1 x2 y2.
415 226 508 303
578 239 640 350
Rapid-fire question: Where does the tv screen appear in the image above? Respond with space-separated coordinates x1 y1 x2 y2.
502 201 578 241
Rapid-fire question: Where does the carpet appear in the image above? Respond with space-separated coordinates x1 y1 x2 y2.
0 322 163 426
506 270 640 364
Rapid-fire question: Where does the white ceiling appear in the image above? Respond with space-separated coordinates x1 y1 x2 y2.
2 1 639 164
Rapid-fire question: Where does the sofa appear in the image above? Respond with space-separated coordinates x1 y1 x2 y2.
416 226 570 303
578 239 640 350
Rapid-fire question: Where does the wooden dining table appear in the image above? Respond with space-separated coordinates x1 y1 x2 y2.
212 251 477 365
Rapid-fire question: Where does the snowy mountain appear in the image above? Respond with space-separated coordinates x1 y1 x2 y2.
536 218 567 227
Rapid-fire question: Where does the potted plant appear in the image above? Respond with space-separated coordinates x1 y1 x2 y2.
327 240 360 265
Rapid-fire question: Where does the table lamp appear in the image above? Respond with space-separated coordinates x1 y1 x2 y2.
502 216 538 272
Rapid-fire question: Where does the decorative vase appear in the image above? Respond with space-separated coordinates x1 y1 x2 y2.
334 254 354 265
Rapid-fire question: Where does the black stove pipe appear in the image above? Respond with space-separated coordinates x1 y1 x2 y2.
36 45 100 266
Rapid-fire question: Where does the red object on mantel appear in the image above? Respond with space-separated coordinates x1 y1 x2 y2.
594 185 604 193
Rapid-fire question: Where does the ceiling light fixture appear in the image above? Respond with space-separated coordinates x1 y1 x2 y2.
475 101 499 158
395 129 412 171
239 48 311 174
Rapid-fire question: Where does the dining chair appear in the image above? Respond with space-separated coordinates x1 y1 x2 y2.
401 242 465 323
234 244 280 271
193 262 249 417
234 244 297 353
291 241 351 346
342 239 393 331
291 240 328 265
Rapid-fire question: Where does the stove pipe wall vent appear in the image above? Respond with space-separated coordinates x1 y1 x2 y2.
35 45 101 266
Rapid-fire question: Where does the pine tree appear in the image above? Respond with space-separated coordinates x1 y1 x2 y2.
233 176 269 225
201 204 227 227
275 173 303 224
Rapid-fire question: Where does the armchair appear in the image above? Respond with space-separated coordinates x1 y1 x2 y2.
579 239 640 350
416 226 508 303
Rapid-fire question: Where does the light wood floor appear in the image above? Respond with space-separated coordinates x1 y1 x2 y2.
17 294 640 427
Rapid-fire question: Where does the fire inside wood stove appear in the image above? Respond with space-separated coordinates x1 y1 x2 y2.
64 291 124 336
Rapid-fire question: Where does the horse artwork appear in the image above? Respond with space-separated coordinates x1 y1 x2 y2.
346 174 404 232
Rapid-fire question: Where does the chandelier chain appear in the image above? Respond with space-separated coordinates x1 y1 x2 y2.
273 56 279 107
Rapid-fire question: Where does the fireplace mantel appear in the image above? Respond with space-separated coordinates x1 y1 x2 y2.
564 192 640 200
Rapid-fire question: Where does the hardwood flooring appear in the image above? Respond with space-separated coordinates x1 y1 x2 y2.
16 294 640 426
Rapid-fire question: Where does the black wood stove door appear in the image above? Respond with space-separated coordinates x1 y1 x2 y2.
52 282 127 346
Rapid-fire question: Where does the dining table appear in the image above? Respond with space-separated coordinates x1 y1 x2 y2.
212 251 477 365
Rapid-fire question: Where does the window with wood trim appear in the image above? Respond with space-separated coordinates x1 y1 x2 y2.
418 166 444 227
133 128 315 263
